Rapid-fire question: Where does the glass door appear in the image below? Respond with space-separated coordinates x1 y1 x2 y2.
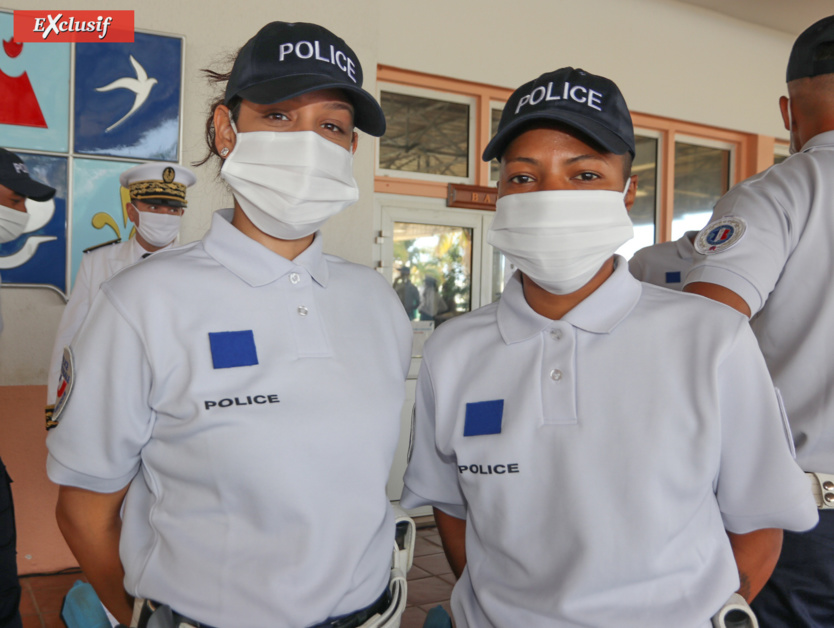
379 195 500 507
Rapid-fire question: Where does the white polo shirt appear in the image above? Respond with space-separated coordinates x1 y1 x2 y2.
402 260 816 628
684 131 834 474
47 209 412 628
628 231 697 290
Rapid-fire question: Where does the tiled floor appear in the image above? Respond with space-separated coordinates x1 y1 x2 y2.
17 525 453 628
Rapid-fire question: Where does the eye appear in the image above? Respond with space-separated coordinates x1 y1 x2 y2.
321 122 344 134
508 174 535 185
266 112 289 121
572 171 601 182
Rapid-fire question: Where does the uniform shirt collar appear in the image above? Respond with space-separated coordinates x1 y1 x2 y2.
203 209 329 287
802 129 834 151
498 256 642 344
130 236 174 259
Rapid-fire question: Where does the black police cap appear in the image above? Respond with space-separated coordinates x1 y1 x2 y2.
224 22 386 136
483 67 635 162
787 15 834 82
0 148 56 202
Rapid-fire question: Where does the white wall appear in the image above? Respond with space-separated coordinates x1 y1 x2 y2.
0 0 806 385
379 0 795 137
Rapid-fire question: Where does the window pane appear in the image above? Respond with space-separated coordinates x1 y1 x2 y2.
392 222 472 326
489 107 503 182
618 135 658 259
379 92 470 177
672 142 730 240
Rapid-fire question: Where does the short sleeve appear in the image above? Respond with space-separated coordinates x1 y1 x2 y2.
401 357 466 519
714 320 818 533
46 288 154 493
47 255 96 405
684 177 797 316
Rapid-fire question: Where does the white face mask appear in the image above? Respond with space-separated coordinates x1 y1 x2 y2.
488 180 634 295
0 203 29 244
220 127 359 241
133 207 181 248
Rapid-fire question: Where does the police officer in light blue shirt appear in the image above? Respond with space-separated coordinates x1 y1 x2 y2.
46 22 412 628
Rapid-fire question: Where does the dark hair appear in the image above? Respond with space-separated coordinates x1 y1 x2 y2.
193 52 243 170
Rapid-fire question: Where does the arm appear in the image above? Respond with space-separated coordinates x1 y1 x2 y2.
683 282 751 318
727 528 782 602
433 507 467 579
55 485 134 625
46 256 96 408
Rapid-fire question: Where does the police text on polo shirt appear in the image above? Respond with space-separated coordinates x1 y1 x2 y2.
458 463 520 475
515 81 603 113
204 394 280 410
279 41 357 83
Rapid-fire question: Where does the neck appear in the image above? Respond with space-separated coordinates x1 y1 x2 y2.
231 204 314 260
522 257 615 320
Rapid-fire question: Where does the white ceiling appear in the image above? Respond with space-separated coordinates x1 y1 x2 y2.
678 0 832 35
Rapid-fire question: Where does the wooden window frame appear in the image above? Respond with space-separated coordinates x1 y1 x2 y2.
376 66 781 244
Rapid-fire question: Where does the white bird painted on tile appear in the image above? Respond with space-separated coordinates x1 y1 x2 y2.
0 236 57 269
95 55 158 132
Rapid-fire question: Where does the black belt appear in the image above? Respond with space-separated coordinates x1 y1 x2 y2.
138 599 217 628
308 588 391 628
137 588 390 628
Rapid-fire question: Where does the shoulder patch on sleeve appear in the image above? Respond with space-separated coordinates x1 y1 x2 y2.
694 217 747 255
48 346 75 430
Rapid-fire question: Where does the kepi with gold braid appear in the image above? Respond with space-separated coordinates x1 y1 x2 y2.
119 162 197 208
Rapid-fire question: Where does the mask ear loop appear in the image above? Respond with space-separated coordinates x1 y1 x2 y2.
228 109 238 136
622 175 633 198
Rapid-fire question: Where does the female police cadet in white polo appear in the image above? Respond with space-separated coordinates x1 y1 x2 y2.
46 22 412 628
401 67 818 628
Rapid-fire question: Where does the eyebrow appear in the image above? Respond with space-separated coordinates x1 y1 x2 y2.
325 101 355 115
564 153 608 165
503 156 540 166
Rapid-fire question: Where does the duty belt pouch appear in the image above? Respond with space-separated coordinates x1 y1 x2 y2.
711 593 759 628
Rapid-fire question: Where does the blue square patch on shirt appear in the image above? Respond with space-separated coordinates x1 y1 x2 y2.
209 330 259 369
464 399 504 436
665 271 682 284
